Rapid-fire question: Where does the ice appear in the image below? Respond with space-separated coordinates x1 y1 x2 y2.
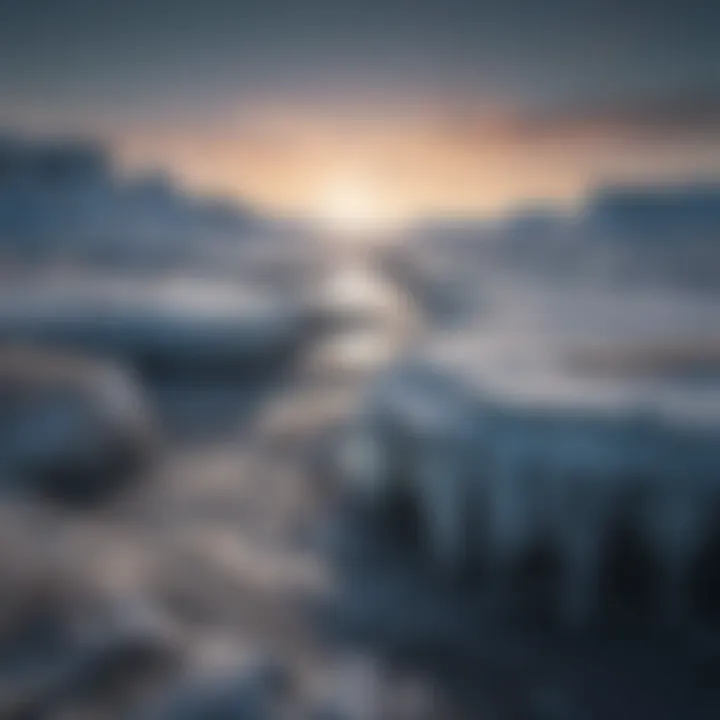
339 275 720 624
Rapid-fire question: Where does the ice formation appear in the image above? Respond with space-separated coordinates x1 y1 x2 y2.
338 283 720 625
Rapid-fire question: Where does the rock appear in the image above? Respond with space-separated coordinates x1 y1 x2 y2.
0 347 156 504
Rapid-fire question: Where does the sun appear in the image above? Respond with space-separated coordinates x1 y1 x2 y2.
315 181 401 236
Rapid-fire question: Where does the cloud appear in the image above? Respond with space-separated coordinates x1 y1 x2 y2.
428 92 720 149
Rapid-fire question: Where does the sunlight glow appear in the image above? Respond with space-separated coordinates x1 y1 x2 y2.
315 181 404 235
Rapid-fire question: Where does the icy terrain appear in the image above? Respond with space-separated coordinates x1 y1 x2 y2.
341 217 720 627
0 141 719 717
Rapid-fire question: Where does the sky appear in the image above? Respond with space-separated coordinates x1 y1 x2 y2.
1 0 719 222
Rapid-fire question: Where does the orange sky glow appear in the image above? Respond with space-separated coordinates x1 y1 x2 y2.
115 103 720 224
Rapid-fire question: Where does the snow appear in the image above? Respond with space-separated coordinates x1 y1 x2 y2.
0 276 314 372
420 275 720 427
